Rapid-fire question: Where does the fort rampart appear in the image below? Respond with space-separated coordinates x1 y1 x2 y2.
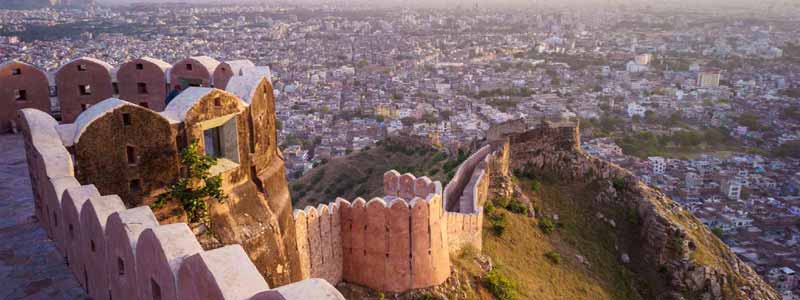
9 55 505 296
291 144 497 292
1 56 255 132
18 107 344 300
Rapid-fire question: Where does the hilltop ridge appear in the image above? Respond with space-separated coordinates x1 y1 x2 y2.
493 121 779 300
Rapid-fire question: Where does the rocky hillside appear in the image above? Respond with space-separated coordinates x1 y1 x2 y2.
498 122 779 300
295 122 778 300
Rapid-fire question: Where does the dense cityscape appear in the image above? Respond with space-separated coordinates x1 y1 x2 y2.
2 1 800 299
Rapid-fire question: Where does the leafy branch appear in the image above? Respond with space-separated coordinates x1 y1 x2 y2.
152 141 227 227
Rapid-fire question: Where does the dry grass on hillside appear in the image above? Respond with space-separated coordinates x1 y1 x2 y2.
458 180 644 300
290 136 464 208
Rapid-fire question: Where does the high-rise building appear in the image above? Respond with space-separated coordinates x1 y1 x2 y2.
698 72 721 88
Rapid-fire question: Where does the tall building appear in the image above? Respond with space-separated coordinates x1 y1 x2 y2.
634 53 653 65
649 157 666 175
698 72 721 88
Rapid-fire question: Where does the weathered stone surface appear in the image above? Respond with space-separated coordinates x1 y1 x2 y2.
1 61 51 133
55 57 114 123
0 134 86 300
106 206 159 300
177 245 269 300
80 195 126 300
61 184 100 288
135 223 203 300
504 122 780 300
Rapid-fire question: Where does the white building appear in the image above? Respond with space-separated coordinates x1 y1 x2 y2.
600 66 611 77
626 61 648 73
634 53 653 65
698 72 721 88
649 157 667 174
627 103 647 118
722 178 744 200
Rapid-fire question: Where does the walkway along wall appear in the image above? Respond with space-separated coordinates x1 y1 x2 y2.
18 109 346 300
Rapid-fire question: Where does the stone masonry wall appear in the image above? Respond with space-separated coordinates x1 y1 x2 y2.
442 145 497 254
0 56 244 128
292 171 450 293
291 145 497 291
18 108 345 300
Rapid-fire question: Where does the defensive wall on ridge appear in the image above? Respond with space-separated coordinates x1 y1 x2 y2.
291 143 501 292
9 54 513 296
1 56 261 132
18 107 345 300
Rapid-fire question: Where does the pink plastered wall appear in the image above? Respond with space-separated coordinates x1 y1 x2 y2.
18 107 345 300
293 171 449 293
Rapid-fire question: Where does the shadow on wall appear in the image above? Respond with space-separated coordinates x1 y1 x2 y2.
17 107 345 300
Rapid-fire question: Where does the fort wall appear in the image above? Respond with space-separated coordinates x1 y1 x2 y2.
0 56 255 133
17 108 345 300
9 55 503 296
443 145 494 254
292 171 451 292
0 61 51 133
2 57 298 284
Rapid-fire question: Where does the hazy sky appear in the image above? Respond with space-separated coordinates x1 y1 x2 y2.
95 0 796 10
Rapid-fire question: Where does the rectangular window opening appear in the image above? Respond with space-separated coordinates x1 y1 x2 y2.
213 97 221 107
126 145 138 165
12 68 21 75
129 179 142 193
136 63 144 70
90 240 96 252
79 85 92 96
77 64 88 71
137 83 148 95
113 82 119 95
122 113 132 126
14 89 27 101
117 257 125 276
203 127 222 158
186 64 193 71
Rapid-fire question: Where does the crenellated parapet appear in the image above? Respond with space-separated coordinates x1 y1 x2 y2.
17 108 345 300
442 145 495 254
0 56 267 132
292 171 450 293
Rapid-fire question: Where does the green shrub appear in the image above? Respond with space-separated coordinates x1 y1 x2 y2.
152 141 226 227
506 200 529 215
538 217 556 234
612 177 628 192
711 227 724 239
544 251 562 264
492 196 511 208
484 201 496 214
459 244 479 260
311 169 326 185
485 269 517 300
530 180 541 192
489 212 508 236
413 294 439 300
671 236 686 253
